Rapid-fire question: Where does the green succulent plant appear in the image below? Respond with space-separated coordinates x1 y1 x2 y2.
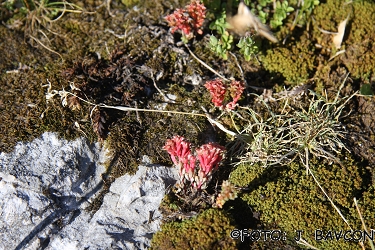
271 1 295 28
208 11 233 60
236 36 259 61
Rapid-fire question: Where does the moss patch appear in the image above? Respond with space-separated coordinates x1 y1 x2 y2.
150 208 238 249
259 0 375 87
260 34 317 85
312 0 375 80
229 155 373 249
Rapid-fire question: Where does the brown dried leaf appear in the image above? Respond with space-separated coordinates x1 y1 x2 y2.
333 16 349 49
91 108 107 139
67 96 81 111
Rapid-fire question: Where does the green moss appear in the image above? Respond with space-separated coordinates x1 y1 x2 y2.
150 208 238 249
259 0 375 86
105 115 144 176
230 155 371 249
121 0 139 8
260 35 317 85
312 0 375 80
350 185 375 233
229 162 265 187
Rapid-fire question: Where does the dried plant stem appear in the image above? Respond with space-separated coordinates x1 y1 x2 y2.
29 35 63 60
47 87 238 136
354 198 375 250
307 166 365 249
184 45 230 82
296 238 319 250
64 90 206 117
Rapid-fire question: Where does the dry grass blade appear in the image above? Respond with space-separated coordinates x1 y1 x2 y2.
29 35 63 60
354 198 375 250
23 0 89 57
233 87 352 168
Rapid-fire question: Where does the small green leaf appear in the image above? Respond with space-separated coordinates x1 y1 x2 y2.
258 0 269 7
217 26 224 35
217 45 222 54
222 34 229 43
360 84 374 96
244 47 250 56
181 35 188 44
276 1 281 9
210 36 218 46
237 39 244 48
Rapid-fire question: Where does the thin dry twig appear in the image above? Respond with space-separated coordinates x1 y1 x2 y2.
29 35 63 60
354 198 375 250
184 44 230 82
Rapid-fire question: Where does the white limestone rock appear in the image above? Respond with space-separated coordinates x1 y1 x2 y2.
0 133 177 250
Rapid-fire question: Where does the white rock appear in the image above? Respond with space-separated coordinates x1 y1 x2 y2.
0 132 177 250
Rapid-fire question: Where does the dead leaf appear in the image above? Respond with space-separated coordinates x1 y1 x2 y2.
91 107 107 140
333 16 349 49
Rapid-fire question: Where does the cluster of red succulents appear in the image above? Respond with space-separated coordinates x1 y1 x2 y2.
163 136 225 190
203 78 226 107
204 79 245 110
195 143 225 189
165 0 206 39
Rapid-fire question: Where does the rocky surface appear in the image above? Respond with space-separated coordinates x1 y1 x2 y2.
0 132 178 249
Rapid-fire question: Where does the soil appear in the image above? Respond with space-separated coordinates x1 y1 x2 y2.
1 0 375 249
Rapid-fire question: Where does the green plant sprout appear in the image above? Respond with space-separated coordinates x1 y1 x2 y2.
270 1 295 28
245 0 272 24
236 36 259 61
244 0 294 28
208 10 261 61
244 0 319 30
209 32 233 60
208 10 233 60
207 1 273 61
291 0 320 30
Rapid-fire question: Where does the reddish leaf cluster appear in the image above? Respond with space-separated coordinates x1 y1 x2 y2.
195 143 225 189
204 79 245 110
203 78 226 107
165 0 206 38
163 136 196 183
163 136 225 190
